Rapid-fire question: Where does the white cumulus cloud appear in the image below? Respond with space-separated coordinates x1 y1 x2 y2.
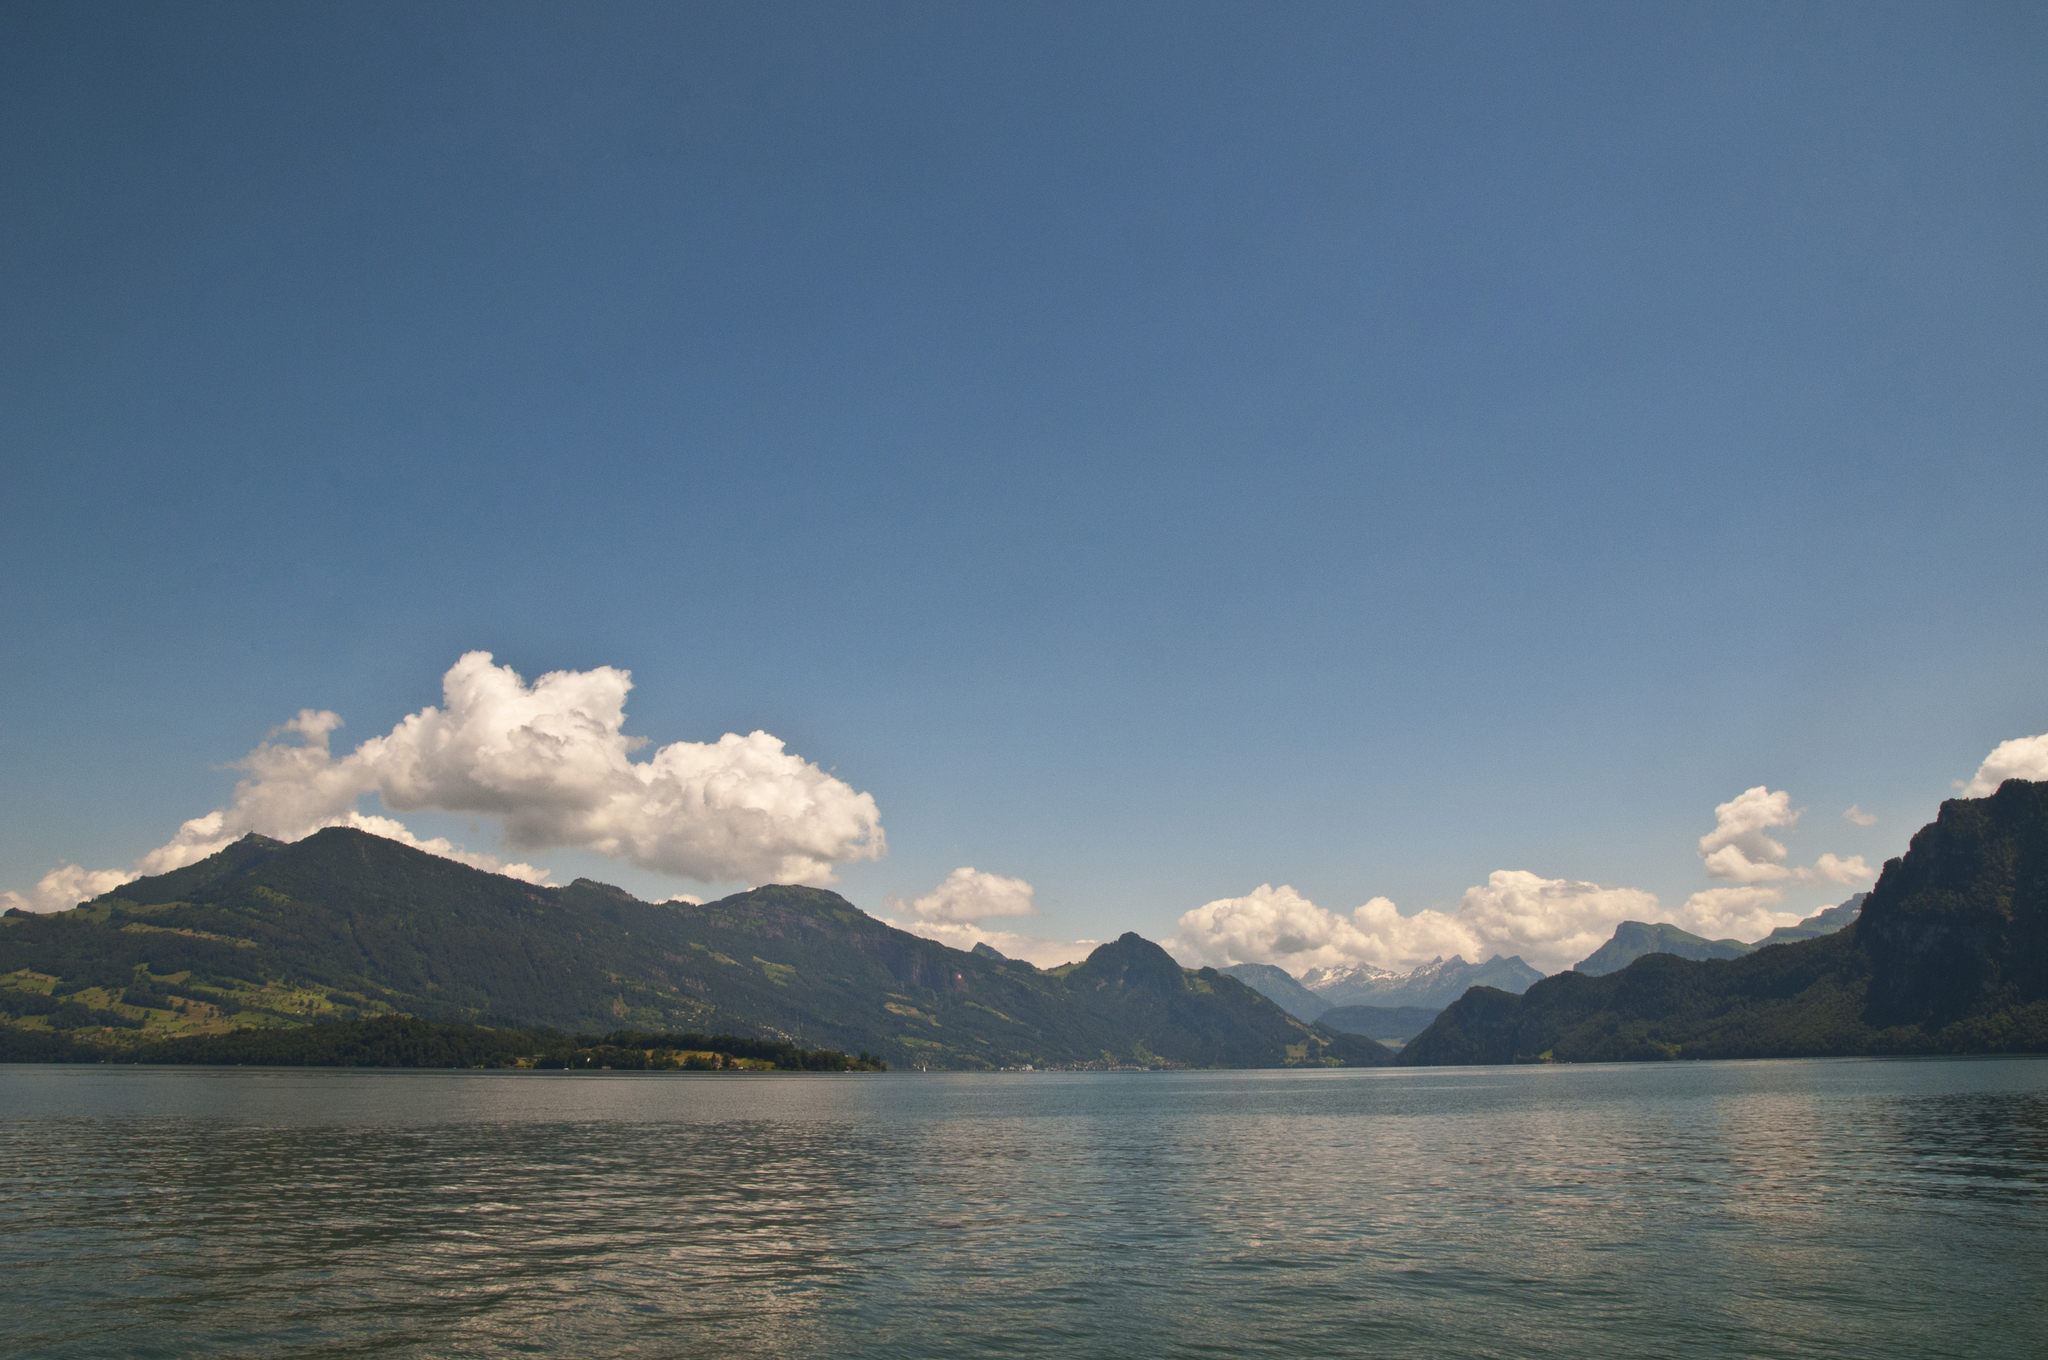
1843 805 1878 826
887 866 1037 924
2 865 140 915
1698 786 1800 882
6 652 885 912
1807 851 1873 885
1673 886 1791 940
879 866 1095 969
1168 873 1661 977
1451 871 1663 973
1957 731 2048 798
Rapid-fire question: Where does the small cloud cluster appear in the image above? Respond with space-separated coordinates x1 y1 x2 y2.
1168 782 1888 977
1669 785 1875 940
1697 787 1872 888
888 866 1037 924
3 653 885 913
1957 731 2048 798
880 867 1096 969
3 864 139 915
1169 874 1659 977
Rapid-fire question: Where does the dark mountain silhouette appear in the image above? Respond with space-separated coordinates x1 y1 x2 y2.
0 827 1389 1071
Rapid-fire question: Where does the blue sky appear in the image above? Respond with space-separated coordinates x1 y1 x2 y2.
3 2 2044 969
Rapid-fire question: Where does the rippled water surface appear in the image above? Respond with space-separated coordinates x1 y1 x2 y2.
4 1058 2045 1358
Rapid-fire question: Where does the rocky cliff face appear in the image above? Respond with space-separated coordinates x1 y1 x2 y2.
1859 779 2048 1028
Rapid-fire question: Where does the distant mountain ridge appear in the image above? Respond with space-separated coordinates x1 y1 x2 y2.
1573 921 1750 975
1222 954 1544 1016
1216 963 1330 1020
1304 954 1545 1008
1756 895 1865 947
1400 784 2048 1064
0 828 1389 1071
1572 897 1865 976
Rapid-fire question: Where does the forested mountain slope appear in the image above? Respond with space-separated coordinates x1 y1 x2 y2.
0 828 1387 1070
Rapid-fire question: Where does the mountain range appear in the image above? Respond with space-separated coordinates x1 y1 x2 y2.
1570 897 1864 976
1215 963 1334 1020
1303 955 1546 1008
1217 954 1538 1012
1217 954 1550 1045
0 827 1387 1071
1400 783 2048 1063
6 785 2043 1070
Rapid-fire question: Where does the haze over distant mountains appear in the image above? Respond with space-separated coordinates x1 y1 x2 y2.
1218 955 1548 1045
1221 955 1545 1019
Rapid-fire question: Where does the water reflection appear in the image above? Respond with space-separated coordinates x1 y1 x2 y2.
2 1059 2044 1358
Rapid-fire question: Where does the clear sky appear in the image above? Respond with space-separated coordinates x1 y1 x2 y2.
4 2 2044 971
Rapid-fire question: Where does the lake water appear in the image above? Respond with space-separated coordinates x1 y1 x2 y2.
3 1058 2044 1358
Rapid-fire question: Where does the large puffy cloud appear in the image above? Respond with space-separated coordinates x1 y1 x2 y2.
1170 885 1402 973
879 866 1094 969
348 653 884 883
1957 732 2048 798
1169 874 1661 976
1449 872 1663 972
1698 786 1872 889
5 652 885 912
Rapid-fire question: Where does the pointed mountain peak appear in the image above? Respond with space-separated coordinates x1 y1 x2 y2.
1069 932 1188 992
